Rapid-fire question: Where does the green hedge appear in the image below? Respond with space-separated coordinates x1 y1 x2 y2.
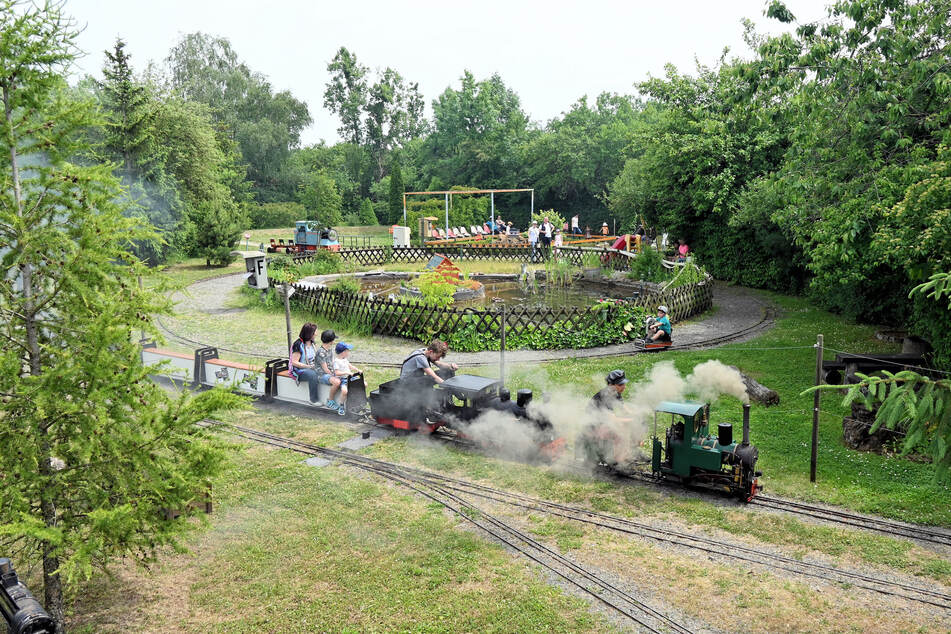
447 300 649 351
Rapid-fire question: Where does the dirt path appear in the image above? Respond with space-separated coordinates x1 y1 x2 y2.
161 274 776 366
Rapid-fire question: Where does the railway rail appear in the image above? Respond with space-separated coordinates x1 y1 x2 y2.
205 420 951 613
156 277 776 367
206 420 690 633
614 468 951 548
749 495 951 548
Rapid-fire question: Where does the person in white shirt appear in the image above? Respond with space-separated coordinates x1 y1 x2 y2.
553 228 563 254
540 217 553 250
527 221 540 260
571 214 581 235
332 342 361 415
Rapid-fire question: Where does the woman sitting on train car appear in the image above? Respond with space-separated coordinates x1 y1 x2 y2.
289 322 323 404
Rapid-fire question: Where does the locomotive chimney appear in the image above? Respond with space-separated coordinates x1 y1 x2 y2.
742 404 750 445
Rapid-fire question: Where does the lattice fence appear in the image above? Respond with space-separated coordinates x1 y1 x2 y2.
292 246 632 270
279 283 607 341
273 277 712 344
632 279 713 323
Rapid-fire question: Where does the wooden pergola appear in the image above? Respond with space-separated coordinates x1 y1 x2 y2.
402 188 534 234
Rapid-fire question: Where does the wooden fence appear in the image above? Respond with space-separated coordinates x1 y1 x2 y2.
275 277 712 344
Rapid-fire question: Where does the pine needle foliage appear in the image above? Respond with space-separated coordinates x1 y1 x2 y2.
0 2 244 628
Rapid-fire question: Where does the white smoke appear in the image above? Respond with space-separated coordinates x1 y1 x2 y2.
467 359 749 468
685 360 749 404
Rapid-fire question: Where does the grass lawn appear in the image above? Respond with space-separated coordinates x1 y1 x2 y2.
60 263 951 632
155 258 951 527
496 291 951 527
67 409 605 633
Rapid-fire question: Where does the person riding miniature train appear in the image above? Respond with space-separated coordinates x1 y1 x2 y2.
316 329 345 413
647 305 672 343
289 322 322 404
579 370 634 467
399 340 459 386
332 342 361 416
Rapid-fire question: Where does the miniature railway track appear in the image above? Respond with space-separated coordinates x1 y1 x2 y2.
206 421 690 633
749 495 951 548
156 278 776 367
206 420 951 612
612 468 951 549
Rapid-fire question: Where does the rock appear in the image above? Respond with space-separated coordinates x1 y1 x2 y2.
728 365 780 406
842 416 902 452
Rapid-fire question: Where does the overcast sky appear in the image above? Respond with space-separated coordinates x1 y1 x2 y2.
62 0 831 145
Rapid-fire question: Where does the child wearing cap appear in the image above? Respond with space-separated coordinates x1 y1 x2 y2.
332 342 361 415
648 306 672 342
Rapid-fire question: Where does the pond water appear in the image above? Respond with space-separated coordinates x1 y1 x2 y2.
359 277 639 310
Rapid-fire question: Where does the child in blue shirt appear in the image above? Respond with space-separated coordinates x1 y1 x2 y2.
648 305 672 342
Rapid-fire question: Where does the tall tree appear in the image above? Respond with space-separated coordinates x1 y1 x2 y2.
0 3 242 631
153 97 248 265
388 156 404 224
100 38 151 176
323 47 368 145
166 33 311 201
98 38 182 264
743 0 951 321
523 92 644 222
298 169 343 225
366 67 426 179
423 71 529 188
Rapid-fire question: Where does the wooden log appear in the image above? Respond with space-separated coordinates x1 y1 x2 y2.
729 365 780 406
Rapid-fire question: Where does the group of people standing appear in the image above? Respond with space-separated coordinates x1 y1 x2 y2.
289 324 361 415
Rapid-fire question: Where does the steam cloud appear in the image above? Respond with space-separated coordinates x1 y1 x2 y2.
457 359 749 468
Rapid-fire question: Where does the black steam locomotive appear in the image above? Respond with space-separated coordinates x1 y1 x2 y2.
368 372 566 460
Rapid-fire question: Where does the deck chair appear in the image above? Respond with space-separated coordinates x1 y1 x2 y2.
438 228 447 239
470 225 480 236
483 223 491 234
431 229 440 239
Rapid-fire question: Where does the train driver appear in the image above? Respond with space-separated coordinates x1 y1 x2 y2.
580 370 631 466
400 339 459 386
648 305 672 342
590 369 628 411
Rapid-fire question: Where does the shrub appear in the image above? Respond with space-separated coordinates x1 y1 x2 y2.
358 198 379 225
447 300 649 351
416 270 457 307
666 261 707 289
628 246 666 282
331 276 361 294
532 209 567 231
250 202 304 229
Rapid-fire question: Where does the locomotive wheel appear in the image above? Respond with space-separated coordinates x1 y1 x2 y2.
327 228 339 242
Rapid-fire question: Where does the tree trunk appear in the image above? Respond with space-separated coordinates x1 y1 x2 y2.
729 365 780 406
6 82 65 633
41 496 66 633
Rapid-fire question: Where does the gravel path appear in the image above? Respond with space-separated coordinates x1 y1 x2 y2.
162 273 776 366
